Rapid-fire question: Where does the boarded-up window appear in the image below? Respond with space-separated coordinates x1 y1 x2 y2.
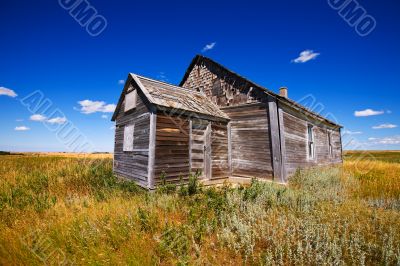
328 131 333 157
125 90 137 112
212 79 222 96
308 125 315 159
123 124 134 151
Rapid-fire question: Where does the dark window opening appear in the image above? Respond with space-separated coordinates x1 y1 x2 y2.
308 124 315 159
212 79 222 96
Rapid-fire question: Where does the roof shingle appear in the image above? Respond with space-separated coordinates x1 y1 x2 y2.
133 74 229 120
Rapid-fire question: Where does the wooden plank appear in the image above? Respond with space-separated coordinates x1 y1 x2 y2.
278 104 287 183
279 105 343 177
189 119 192 172
148 112 156 189
114 90 151 187
210 122 229 178
205 122 212 179
223 104 274 180
155 114 191 183
338 127 343 163
267 95 282 181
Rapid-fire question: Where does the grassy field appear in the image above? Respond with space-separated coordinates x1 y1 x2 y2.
0 152 399 265
344 150 400 164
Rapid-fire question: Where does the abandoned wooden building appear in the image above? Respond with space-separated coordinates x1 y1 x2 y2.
111 55 343 189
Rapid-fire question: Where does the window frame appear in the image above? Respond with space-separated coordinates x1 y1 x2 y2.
307 124 315 160
328 130 333 157
124 89 137 112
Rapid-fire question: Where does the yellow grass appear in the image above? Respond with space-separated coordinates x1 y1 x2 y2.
345 160 400 200
17 152 113 159
0 152 399 265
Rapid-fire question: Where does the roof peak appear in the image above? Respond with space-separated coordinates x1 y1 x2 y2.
179 55 342 128
179 55 272 91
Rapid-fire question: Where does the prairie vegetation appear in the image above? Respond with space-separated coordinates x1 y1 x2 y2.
0 152 399 265
344 150 400 164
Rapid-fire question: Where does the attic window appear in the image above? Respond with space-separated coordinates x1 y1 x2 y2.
123 124 134 152
125 90 137 112
307 124 315 159
212 79 222 96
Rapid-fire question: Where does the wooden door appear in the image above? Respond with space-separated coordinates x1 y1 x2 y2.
204 123 212 179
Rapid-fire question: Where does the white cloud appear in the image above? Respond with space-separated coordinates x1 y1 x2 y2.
202 42 216 52
78 100 116 114
372 123 397 129
110 125 116 130
0 87 17 97
368 136 400 145
292 50 320 63
30 114 47 122
343 130 363 135
118 80 125 85
103 104 116 113
47 117 67 124
354 109 384 117
345 135 400 149
101 115 108 119
30 114 67 124
15 126 30 131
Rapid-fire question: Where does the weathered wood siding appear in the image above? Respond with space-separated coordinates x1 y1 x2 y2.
280 111 308 176
211 122 229 178
181 60 273 179
181 61 267 107
190 119 207 177
179 57 344 183
331 130 343 161
114 90 150 187
154 113 190 184
222 104 273 179
113 58 343 187
280 107 342 176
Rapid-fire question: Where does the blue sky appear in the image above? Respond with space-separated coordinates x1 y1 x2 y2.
0 0 399 152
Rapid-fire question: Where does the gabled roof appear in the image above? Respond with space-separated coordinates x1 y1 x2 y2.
111 73 229 121
180 55 342 128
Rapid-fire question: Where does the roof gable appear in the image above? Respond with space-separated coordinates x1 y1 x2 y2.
180 55 342 128
112 73 229 121
112 74 139 121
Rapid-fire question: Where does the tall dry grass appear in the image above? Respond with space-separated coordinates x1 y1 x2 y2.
345 159 400 211
0 153 399 265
